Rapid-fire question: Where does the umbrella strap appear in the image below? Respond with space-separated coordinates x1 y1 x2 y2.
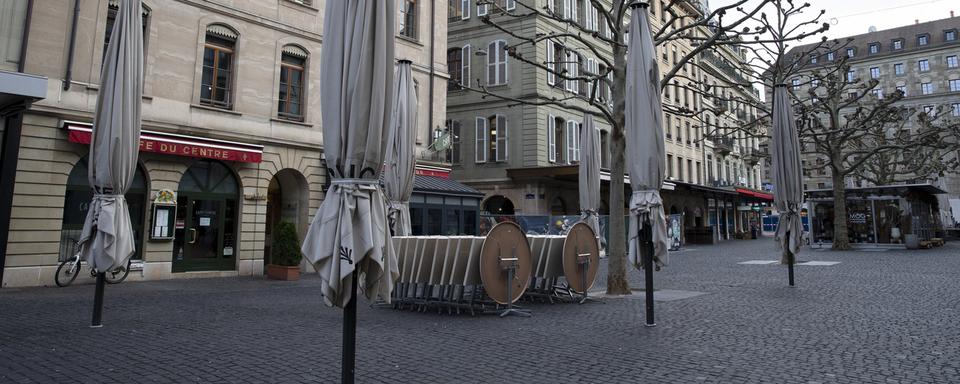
331 178 379 190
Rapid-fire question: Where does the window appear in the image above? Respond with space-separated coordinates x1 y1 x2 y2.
447 47 463 90
809 54 817 64
921 82 933 95
826 51 835 61
585 3 599 31
847 70 856 82
486 40 508 86
846 47 855 58
200 25 238 109
952 103 960 117
677 158 684 181
103 4 150 66
0 0 28 71
477 0 488 16
278 47 307 121
666 154 673 178
446 119 462 164
868 43 880 54
918 34 929 46
896 85 907 96
547 42 562 87
918 59 930 72
792 78 801 90
473 115 506 162
871 89 883 99
400 0 418 39
894 63 904 75
950 79 960 92
870 67 880 79
892 39 903 50
685 122 691 145
923 105 935 116
664 114 672 140
947 55 959 68
548 115 565 163
811 79 820 88
565 50 579 93
947 30 958 42
566 120 580 163
448 1 462 20
460 0 471 19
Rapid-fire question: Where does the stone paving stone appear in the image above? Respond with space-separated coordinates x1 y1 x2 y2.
1 238 959 383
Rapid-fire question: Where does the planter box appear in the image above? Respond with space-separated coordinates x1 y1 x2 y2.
267 264 300 281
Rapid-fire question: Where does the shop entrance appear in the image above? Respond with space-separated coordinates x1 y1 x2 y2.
173 160 239 272
263 169 309 270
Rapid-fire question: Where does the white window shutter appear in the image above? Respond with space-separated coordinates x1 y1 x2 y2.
571 0 578 22
462 0 470 19
563 0 571 19
487 41 496 85
547 0 554 13
475 117 487 163
546 42 555 85
478 2 487 16
498 41 508 84
462 44 471 87
497 115 508 161
507 0 516 11
566 51 574 92
574 122 581 162
548 114 556 163
572 54 579 94
566 120 575 164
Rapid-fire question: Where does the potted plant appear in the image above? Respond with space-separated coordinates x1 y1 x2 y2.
267 221 302 280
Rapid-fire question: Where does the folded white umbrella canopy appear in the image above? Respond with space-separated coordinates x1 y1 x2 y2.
771 85 804 262
78 0 143 275
383 60 417 237
625 4 668 271
301 1 398 308
579 115 601 238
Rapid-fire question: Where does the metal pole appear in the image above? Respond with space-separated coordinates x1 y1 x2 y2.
642 219 655 327
91 272 105 327
786 231 795 287
342 271 358 384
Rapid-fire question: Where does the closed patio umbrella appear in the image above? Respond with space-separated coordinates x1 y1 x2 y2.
771 84 804 286
77 0 143 327
625 3 668 326
299 1 397 382
579 115 601 238
383 60 417 236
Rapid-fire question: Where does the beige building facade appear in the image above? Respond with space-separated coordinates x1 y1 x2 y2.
1 0 449 287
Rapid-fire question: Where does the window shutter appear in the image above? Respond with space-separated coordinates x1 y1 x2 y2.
548 114 556 162
507 0 516 11
572 54 579 94
566 51 574 92
574 122 581 162
546 42 555 85
571 0 578 22
566 120 575 164
475 117 487 163
462 0 470 19
498 41 508 85
496 115 508 161
547 0 555 12
563 0 571 19
478 2 487 16
487 41 496 85
462 44 471 86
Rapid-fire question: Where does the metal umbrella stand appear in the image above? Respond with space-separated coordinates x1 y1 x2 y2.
625 3 669 327
299 2 398 383
79 0 144 328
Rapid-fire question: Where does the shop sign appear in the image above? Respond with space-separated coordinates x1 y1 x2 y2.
65 122 263 163
849 212 868 224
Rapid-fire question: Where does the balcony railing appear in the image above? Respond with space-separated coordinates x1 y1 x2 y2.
710 136 735 155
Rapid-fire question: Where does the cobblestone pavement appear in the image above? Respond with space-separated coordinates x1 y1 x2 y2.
2 238 959 383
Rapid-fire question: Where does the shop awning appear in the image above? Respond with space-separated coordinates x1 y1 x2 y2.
736 188 774 201
65 121 263 163
413 174 483 197
805 183 947 199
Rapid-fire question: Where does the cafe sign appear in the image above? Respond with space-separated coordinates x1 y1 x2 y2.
65 121 263 163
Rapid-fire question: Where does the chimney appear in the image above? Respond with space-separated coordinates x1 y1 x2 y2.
951 10 955 17
915 19 919 25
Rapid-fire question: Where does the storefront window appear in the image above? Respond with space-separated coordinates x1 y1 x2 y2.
846 200 875 243
59 157 147 261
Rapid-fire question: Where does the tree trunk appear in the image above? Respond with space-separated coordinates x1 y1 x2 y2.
606 43 631 295
830 168 851 250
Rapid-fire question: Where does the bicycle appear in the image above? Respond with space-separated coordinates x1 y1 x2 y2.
55 239 132 287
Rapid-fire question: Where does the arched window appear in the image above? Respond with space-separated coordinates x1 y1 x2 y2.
486 40 508 85
200 24 239 109
60 157 147 261
278 44 308 121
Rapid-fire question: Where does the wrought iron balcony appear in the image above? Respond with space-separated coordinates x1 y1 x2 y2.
710 135 735 155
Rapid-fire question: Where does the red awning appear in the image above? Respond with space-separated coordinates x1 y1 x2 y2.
736 188 774 201
66 121 263 163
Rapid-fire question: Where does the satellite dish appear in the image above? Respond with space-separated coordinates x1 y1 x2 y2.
562 222 600 294
479 221 532 305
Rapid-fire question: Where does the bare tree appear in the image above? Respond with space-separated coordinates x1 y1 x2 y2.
791 58 958 249
465 0 827 294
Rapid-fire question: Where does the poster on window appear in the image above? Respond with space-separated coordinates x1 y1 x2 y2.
667 214 683 251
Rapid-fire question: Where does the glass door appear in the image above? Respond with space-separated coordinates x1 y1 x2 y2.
174 197 231 272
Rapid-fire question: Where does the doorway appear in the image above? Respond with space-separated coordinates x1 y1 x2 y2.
263 169 308 269
172 160 239 272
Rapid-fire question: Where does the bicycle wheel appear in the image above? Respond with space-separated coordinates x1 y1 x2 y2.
105 260 131 284
55 259 81 287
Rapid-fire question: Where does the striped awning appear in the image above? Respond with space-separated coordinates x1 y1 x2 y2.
282 44 309 59
206 24 238 40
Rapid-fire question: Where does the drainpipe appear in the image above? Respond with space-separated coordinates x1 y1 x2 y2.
428 0 436 160
63 0 81 91
17 0 34 72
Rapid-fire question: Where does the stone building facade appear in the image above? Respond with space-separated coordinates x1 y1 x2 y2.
444 0 766 239
0 0 449 287
784 15 960 224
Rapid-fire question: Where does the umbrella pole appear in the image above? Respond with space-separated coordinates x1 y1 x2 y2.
342 271 358 384
641 219 655 327
785 230 795 287
91 272 105 327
